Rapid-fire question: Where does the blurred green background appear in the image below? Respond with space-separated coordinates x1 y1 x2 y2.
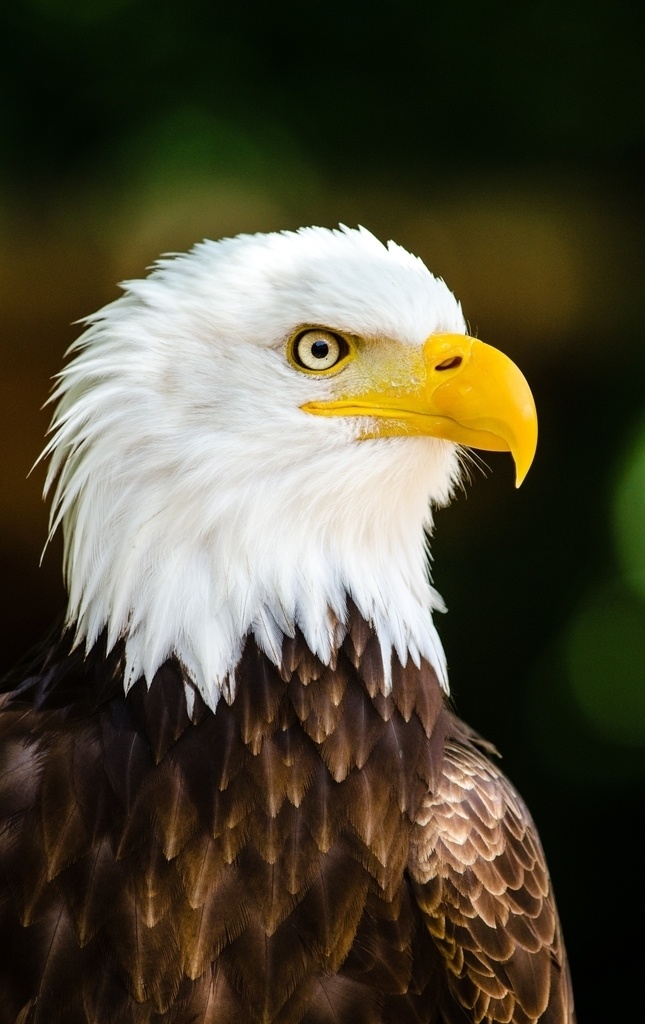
1 1 644 1019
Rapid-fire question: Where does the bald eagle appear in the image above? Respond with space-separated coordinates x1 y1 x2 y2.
0 226 574 1023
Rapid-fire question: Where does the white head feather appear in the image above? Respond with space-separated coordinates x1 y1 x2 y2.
43 225 467 709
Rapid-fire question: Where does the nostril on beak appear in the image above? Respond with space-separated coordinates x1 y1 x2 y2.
435 356 462 371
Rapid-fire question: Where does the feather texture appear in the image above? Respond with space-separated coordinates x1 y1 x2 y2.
409 743 575 1023
0 612 574 1023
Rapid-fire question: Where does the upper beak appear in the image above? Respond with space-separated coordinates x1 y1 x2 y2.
301 333 538 487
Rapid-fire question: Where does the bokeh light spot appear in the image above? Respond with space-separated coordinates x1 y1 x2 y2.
564 583 645 747
613 418 645 600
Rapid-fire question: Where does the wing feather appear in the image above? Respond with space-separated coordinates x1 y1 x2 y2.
409 736 575 1023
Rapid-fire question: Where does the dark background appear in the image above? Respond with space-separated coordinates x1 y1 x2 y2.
2 2 645 1019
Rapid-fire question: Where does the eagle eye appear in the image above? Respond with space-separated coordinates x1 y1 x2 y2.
291 329 349 373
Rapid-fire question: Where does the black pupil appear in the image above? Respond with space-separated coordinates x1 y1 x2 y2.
311 339 330 360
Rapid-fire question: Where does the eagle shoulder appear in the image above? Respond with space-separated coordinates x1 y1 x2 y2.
409 729 576 1023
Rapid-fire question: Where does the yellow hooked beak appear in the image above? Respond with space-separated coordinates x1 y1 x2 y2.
301 333 537 487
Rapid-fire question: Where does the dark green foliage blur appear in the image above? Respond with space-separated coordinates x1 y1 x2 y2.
1 2 645 1020
2 0 645 187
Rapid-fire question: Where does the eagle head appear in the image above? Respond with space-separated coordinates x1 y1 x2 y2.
43 225 536 709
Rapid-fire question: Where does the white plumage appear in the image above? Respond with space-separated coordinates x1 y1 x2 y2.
43 226 467 709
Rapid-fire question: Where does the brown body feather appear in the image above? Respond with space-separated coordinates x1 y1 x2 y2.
0 607 574 1023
